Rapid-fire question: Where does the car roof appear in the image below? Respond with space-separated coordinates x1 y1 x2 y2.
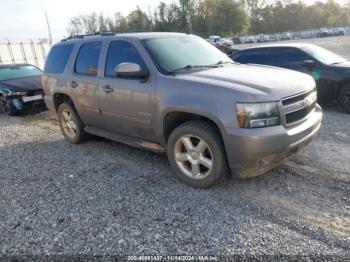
238 43 315 52
57 32 188 45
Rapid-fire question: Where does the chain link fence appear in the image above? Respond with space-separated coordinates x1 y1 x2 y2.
0 40 53 70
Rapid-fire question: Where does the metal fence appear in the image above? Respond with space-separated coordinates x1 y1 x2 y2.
0 40 52 70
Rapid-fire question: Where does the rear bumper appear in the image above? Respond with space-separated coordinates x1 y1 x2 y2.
223 104 323 178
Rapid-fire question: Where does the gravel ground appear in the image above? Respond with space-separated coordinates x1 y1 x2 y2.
0 36 349 259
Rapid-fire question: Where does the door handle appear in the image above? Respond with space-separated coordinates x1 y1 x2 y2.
101 85 113 93
69 81 78 88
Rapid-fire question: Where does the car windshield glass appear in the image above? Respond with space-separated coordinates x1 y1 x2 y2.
303 45 346 65
143 35 233 74
0 65 42 81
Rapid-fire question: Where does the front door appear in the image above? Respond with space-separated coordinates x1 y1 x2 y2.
99 40 156 140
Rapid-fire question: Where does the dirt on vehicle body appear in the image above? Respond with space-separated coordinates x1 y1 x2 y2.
43 32 322 188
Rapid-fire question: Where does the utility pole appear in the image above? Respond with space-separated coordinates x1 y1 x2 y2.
45 11 53 44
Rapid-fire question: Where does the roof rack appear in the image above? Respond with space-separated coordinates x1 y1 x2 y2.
61 31 116 42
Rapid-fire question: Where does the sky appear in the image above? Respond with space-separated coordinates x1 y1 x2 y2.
0 0 347 40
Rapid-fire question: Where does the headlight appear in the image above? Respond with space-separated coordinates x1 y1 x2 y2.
236 102 280 128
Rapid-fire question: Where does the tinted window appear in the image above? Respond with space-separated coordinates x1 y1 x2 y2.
269 48 309 63
105 41 146 77
243 49 269 64
44 44 74 73
75 42 101 76
230 52 244 63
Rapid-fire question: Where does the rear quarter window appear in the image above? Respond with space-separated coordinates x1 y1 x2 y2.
44 44 74 74
230 52 244 63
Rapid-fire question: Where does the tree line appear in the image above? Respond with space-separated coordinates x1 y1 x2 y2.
67 0 350 37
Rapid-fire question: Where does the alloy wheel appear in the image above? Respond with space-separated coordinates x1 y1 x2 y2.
61 109 78 139
174 135 213 180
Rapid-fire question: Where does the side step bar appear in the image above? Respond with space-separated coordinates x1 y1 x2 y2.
84 127 166 153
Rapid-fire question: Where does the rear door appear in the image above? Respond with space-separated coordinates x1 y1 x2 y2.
67 41 103 126
98 40 156 140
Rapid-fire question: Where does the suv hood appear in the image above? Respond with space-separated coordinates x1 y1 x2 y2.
177 64 315 101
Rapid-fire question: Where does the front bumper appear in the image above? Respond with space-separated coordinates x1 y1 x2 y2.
223 104 323 178
10 95 46 112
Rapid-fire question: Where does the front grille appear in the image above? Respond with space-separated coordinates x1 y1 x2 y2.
281 91 317 126
285 108 308 124
282 92 308 106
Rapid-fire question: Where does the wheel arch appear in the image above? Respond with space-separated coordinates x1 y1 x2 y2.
53 92 75 112
162 110 226 145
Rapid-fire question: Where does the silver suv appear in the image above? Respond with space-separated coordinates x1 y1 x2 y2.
43 32 322 188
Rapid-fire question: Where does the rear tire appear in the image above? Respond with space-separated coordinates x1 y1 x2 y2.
58 102 89 144
167 121 227 188
338 85 350 114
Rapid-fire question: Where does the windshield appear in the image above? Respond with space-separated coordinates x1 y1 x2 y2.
0 65 42 81
303 45 346 65
143 35 233 74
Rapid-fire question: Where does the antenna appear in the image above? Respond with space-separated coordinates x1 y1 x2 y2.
45 11 53 44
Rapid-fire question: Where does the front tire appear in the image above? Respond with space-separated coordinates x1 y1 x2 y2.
167 121 227 188
338 85 350 114
0 96 19 116
58 102 89 144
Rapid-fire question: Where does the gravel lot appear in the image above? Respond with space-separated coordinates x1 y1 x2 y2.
0 36 349 259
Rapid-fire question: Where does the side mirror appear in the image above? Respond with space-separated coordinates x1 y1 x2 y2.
115 63 149 81
302 60 315 70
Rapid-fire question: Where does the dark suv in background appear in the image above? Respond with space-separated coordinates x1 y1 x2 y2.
231 44 350 113
43 33 322 188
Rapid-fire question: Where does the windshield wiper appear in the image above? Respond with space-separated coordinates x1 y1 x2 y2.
169 64 219 74
201 61 235 68
214 60 235 65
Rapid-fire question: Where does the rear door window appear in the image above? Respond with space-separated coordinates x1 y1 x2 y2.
75 42 102 76
242 49 269 64
44 44 74 73
105 41 146 77
269 48 309 64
